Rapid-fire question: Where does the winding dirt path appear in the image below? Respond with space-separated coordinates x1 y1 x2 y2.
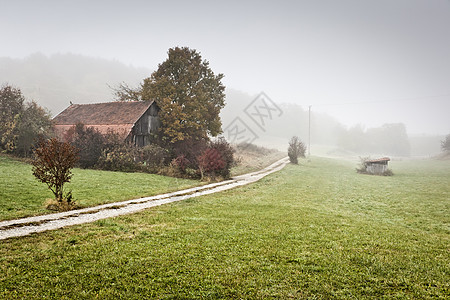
0 157 289 240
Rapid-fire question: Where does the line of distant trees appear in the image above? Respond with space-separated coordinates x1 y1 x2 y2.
335 123 411 156
220 91 444 157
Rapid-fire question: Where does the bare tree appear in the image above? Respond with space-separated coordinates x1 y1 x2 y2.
441 134 450 152
288 136 306 164
111 82 142 102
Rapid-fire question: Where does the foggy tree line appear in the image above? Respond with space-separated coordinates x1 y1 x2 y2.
336 123 411 156
1 53 448 158
220 91 413 156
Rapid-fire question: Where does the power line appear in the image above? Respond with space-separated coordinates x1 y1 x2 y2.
308 105 311 157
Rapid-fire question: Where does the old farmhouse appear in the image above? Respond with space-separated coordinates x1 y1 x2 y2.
53 101 160 147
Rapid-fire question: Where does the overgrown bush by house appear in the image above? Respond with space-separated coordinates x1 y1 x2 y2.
172 154 190 172
356 156 371 174
53 121 235 180
65 123 106 168
172 138 208 170
139 144 170 172
96 144 139 172
159 154 192 178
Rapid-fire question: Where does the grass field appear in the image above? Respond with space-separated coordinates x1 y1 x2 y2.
1 156 449 298
0 155 200 221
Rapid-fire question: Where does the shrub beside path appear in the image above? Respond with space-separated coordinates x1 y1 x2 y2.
0 157 289 240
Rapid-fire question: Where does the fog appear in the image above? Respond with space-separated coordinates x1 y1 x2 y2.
1 0 449 154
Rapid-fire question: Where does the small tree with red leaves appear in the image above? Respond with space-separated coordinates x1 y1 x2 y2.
197 148 226 180
32 138 78 206
208 137 235 179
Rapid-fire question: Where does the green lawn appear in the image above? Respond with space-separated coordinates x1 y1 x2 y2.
0 155 200 220
0 157 449 298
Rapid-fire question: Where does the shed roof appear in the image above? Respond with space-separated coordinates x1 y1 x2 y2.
53 101 154 126
366 157 390 163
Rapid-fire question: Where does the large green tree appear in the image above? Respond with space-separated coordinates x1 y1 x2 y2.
141 47 225 143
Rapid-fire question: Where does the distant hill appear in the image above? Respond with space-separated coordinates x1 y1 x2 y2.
0 53 150 115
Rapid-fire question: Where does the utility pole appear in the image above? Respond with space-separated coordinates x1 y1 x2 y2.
308 105 311 157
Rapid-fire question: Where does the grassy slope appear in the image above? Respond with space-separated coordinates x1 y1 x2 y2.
0 155 199 220
0 157 449 298
231 145 286 175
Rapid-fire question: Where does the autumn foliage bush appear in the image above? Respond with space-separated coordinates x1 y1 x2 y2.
51 124 235 180
172 138 208 169
158 137 235 180
208 137 235 179
197 138 235 180
32 138 78 209
197 148 226 180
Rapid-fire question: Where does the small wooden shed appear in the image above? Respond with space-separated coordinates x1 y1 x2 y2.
364 157 390 175
53 101 160 147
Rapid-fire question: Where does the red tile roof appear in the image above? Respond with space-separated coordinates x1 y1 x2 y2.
52 101 155 141
53 101 154 126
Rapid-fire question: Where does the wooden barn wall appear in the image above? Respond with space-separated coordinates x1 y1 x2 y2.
133 103 160 147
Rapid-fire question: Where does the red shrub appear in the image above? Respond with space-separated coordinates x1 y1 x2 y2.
197 148 226 180
208 137 235 179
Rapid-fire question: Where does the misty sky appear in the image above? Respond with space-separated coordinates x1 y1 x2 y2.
1 0 449 135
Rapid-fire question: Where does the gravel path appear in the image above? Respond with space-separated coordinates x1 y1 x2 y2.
0 157 289 240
